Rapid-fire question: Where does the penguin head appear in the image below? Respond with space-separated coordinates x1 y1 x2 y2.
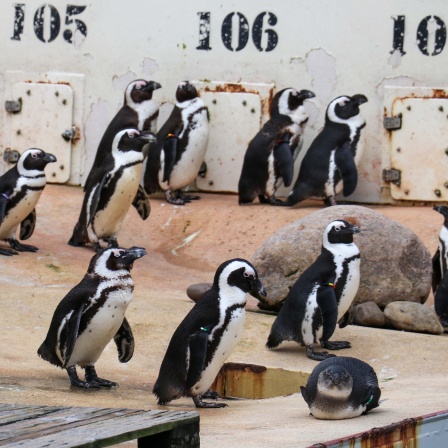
125 79 161 105
317 364 353 398
326 94 368 123
18 149 57 176
272 88 315 118
89 246 147 277
214 258 267 302
434 206 448 226
176 81 199 103
113 129 156 155
324 220 360 246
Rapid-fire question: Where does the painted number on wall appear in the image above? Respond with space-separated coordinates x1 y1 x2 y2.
11 4 87 43
197 12 278 52
391 15 446 56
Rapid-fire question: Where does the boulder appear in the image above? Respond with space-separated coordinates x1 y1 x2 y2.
384 301 444 334
187 283 212 303
352 302 386 328
252 205 432 311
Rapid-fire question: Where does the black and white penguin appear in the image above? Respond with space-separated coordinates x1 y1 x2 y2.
85 79 161 192
284 94 368 207
238 88 315 205
143 81 209 205
38 246 146 388
300 356 381 420
153 258 266 408
0 149 56 256
266 220 360 360
68 129 154 252
432 205 448 326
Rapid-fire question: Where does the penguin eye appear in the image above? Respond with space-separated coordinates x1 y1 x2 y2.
31 152 39 159
335 226 341 232
243 272 250 278
112 249 124 257
135 83 142 90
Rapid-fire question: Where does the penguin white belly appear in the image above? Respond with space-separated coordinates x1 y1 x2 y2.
310 400 365 420
325 150 341 197
337 257 360 319
0 189 42 239
266 153 276 196
161 112 209 190
302 285 323 345
92 166 141 239
67 287 133 367
191 308 245 396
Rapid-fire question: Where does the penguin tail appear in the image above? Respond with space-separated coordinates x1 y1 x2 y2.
266 331 282 349
153 380 182 405
37 341 63 368
68 222 89 247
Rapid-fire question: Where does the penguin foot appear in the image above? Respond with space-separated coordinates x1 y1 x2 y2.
182 194 200 202
67 366 100 389
85 365 118 388
106 238 119 249
306 346 336 361
202 389 219 399
323 197 337 207
193 395 227 408
7 239 38 252
321 340 351 350
166 190 186 205
0 247 18 256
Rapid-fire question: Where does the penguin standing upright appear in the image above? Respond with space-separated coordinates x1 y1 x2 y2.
266 220 360 360
238 88 315 205
284 94 368 207
38 246 146 388
0 148 56 256
300 356 381 420
432 205 448 326
153 258 266 408
85 79 161 192
143 81 209 205
68 129 154 252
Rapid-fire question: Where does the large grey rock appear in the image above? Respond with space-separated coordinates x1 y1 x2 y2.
384 301 444 334
252 205 431 311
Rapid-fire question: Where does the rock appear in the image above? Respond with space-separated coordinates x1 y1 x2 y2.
352 302 386 327
384 301 444 334
252 205 432 311
186 283 212 302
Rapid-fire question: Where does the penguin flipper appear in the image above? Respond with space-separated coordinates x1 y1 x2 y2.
316 284 338 343
114 317 135 363
0 194 8 225
132 185 151 220
162 135 178 183
87 173 110 226
335 141 358 197
185 328 209 390
62 302 86 368
273 136 294 187
20 209 36 240
432 248 442 295
300 385 309 404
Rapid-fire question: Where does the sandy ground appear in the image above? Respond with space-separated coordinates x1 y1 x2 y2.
0 184 447 447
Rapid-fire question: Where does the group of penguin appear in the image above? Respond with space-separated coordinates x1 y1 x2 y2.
2 79 445 422
0 78 367 255
36 217 380 419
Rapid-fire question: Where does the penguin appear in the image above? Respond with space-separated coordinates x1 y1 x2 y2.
0 148 56 256
283 94 368 207
143 81 209 205
431 205 448 326
238 88 315 205
153 258 266 408
38 246 146 388
68 129 154 252
266 220 360 360
85 79 161 192
300 356 381 420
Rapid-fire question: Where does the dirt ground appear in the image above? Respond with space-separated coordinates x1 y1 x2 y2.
1 184 446 447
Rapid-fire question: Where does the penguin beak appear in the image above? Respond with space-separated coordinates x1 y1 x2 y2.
434 205 448 218
140 131 157 145
351 94 368 105
44 153 57 163
248 278 267 301
349 224 360 234
123 246 147 270
298 90 316 101
142 81 162 92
